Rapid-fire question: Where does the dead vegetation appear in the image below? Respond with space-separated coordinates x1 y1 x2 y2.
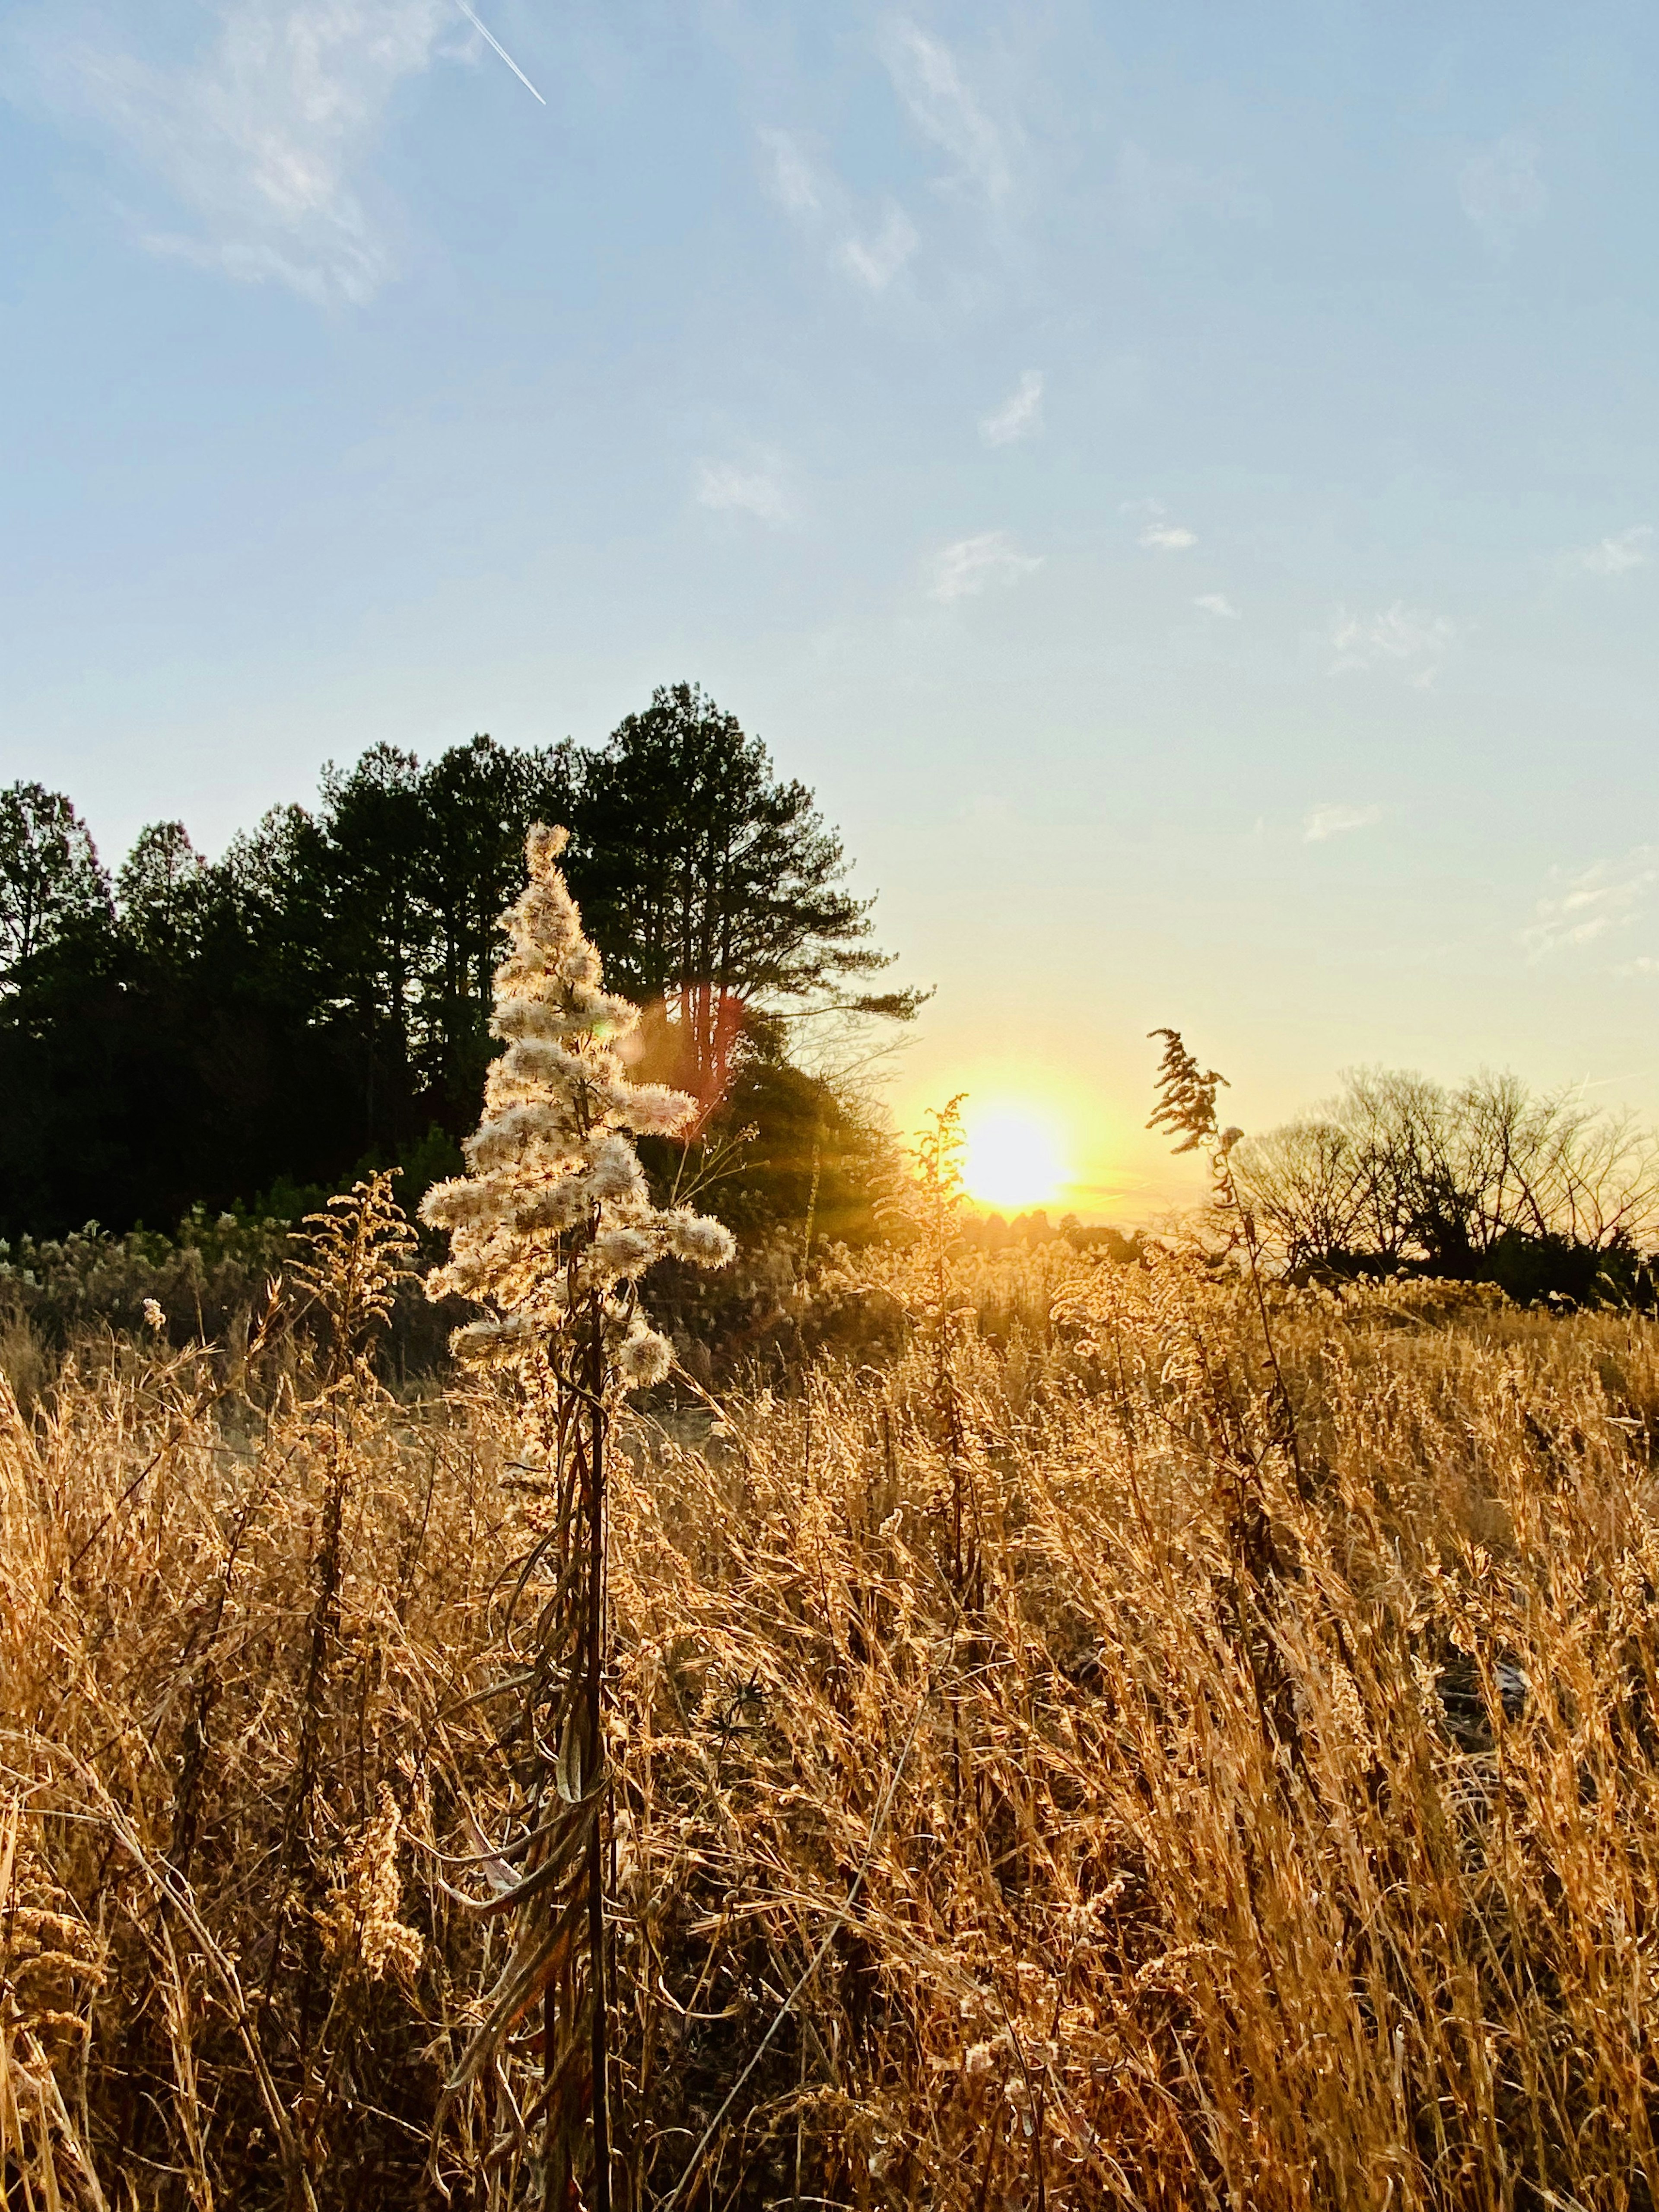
5 1227 1659 2207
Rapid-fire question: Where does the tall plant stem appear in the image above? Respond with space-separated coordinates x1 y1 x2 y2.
1229 1177 1309 1505
586 1341 613 2212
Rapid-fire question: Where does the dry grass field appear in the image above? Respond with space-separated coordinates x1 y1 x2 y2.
5 1239 1659 2209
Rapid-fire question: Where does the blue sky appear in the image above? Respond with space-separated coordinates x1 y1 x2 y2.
3 0 1657 1213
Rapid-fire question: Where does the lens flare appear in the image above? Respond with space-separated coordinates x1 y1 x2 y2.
963 1105 1070 1211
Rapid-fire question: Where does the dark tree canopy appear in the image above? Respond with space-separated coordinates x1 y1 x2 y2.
0 695 910 1240
565 684 918 1100
115 822 210 960
0 784 112 992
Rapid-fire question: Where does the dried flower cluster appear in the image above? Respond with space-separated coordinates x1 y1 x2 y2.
421 824 734 1384
1 1811 106 2059
317 1787 423 1986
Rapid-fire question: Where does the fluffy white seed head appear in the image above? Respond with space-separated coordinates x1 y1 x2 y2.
616 1324 673 1389
585 1133 646 1205
449 1313 536 1364
625 1084 698 1136
662 1209 737 1269
467 1101 583 1174
421 1176 511 1232
511 1175 593 1235
423 823 732 1395
525 822 569 873
589 1226 658 1282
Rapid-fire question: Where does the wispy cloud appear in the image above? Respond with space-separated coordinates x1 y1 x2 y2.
10 0 465 305
759 127 820 216
1458 133 1546 251
759 128 918 292
1523 847 1659 960
695 455 790 527
1561 525 1653 577
881 19 1009 204
1304 803 1384 844
838 203 918 290
927 531 1042 602
1121 497 1196 552
1330 602 1456 685
1195 593 1241 619
979 369 1043 446
1116 140 1268 245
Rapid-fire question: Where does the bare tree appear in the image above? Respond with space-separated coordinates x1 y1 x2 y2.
1234 1067 1659 1287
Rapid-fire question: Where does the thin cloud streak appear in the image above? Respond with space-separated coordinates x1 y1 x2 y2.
1562 526 1653 577
1122 497 1196 553
759 128 819 215
979 370 1043 446
696 458 790 526
881 19 1009 204
758 128 918 292
1304 803 1384 843
11 0 454 305
452 0 543 103
1330 602 1455 684
838 204 918 290
928 531 1042 602
1524 847 1659 960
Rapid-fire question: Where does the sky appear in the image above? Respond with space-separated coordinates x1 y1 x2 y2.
3 0 1658 1218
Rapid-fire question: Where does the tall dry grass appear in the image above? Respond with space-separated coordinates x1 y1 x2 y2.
4 1245 1659 2206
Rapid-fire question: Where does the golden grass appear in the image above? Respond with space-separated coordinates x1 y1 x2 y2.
5 1253 1659 2207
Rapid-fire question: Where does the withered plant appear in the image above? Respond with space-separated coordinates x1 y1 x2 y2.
419 823 732 2209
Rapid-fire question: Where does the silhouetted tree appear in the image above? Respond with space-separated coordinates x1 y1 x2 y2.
567 684 919 1107
116 821 210 962
411 734 576 1119
0 704 911 1243
1235 1067 1659 1303
0 783 113 993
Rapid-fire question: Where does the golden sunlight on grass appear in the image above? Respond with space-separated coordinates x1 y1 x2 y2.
962 1100 1071 1210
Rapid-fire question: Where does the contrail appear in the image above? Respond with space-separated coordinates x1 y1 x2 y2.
454 0 546 104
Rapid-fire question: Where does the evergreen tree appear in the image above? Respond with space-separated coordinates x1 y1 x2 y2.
115 821 210 962
567 684 919 1104
0 700 911 1241
0 783 114 993
411 734 577 1120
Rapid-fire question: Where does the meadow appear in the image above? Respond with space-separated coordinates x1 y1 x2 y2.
5 1219 1659 2210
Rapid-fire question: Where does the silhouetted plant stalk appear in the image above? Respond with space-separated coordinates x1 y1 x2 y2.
1149 1029 1310 1764
260 1174 416 2123
915 1096 976 1599
419 825 732 2210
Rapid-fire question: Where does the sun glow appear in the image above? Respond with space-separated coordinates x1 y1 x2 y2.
962 1104 1071 1212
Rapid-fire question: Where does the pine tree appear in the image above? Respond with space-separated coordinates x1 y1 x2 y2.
0 782 113 993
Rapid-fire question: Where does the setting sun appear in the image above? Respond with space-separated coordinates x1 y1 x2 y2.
962 1104 1071 1212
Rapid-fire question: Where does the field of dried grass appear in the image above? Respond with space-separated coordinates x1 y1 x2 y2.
5 1243 1659 2209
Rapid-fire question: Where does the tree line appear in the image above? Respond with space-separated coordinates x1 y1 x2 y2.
0 684 915 1240
1234 1066 1659 1303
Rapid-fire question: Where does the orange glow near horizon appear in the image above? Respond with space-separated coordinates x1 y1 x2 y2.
961 1103 1071 1213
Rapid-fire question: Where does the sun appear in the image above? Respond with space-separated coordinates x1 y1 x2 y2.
962 1104 1070 1212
